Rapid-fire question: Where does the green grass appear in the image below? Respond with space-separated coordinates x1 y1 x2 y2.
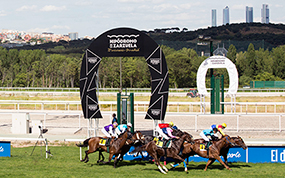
0 146 284 178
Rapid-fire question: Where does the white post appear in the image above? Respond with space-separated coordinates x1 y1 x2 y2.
237 115 239 132
195 115 198 132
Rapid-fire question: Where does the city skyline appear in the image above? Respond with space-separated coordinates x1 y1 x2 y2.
0 1 284 38
246 6 253 23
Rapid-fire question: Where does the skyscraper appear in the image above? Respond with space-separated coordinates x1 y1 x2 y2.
223 6 229 25
261 4 269 24
212 9 217 27
69 32 78 40
246 6 253 23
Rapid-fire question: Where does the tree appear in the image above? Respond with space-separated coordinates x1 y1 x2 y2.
272 45 285 79
244 43 257 78
227 44 237 64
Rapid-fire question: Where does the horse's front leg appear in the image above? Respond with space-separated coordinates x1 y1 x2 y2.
221 153 228 166
171 154 188 172
215 156 232 171
113 155 119 168
204 158 215 171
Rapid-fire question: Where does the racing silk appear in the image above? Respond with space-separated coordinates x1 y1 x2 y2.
104 124 115 132
203 129 215 136
117 124 128 132
211 124 225 136
166 127 176 138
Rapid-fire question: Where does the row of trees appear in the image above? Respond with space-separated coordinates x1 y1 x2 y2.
0 47 80 88
0 43 284 88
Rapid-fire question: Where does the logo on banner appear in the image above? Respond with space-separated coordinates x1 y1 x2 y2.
211 59 225 65
0 146 4 152
150 58 160 65
151 109 161 116
228 151 241 158
107 34 140 53
88 57 98 64
88 104 98 111
271 149 285 162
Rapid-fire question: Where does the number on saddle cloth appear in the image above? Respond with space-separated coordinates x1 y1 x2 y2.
153 137 171 148
99 138 112 147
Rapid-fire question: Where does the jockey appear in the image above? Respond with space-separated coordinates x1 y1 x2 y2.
115 123 132 138
162 121 179 139
101 122 118 138
200 128 218 149
210 123 227 137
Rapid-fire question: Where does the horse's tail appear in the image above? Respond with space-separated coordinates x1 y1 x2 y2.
130 145 147 154
76 138 91 147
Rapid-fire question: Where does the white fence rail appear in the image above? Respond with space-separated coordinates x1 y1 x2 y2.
0 100 285 114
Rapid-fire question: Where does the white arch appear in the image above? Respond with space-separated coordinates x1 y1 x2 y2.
197 56 238 95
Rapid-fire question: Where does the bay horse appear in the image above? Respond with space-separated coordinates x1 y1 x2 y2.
220 136 247 165
131 128 189 160
172 135 235 171
77 131 129 168
137 132 194 174
186 136 247 165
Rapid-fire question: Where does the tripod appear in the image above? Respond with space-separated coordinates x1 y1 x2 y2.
30 126 46 156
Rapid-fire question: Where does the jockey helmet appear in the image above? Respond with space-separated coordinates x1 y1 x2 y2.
221 123 227 128
127 123 132 128
113 122 118 127
169 121 174 127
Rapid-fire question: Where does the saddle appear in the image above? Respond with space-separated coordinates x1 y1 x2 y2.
153 137 172 148
99 138 112 147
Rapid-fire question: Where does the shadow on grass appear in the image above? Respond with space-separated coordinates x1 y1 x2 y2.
168 162 251 172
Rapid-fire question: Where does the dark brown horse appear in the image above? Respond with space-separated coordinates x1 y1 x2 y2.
77 131 129 168
173 135 236 171
138 132 194 174
131 128 188 160
115 131 145 162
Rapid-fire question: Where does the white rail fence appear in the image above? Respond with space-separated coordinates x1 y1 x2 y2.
0 100 285 114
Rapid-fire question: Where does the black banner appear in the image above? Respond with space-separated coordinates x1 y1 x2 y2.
80 27 169 120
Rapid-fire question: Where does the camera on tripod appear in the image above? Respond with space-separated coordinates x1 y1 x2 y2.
38 125 48 134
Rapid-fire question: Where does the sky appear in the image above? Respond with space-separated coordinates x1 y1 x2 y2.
0 0 284 38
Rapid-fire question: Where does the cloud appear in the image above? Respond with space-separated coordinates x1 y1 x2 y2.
51 25 70 30
0 10 7 16
16 5 37 11
40 5 66 12
27 27 49 33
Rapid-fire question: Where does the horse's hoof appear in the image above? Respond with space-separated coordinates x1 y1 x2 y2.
170 163 174 168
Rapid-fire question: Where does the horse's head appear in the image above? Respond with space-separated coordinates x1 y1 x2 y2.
183 132 194 144
172 129 184 137
132 131 145 144
234 136 248 150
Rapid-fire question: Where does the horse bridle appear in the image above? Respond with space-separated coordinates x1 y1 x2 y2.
225 136 235 146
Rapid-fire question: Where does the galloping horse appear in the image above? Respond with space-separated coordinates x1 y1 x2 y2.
220 136 247 165
138 132 194 174
77 131 129 168
131 128 188 160
173 135 236 171
116 131 145 162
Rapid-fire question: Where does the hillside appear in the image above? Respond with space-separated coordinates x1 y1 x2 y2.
12 23 285 53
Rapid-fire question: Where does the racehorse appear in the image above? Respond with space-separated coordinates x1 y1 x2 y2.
131 128 189 160
172 135 236 171
137 132 194 174
220 136 247 165
116 131 145 162
77 131 129 168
